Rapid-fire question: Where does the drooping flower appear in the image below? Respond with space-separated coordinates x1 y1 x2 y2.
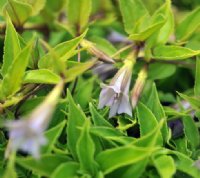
5 81 63 159
98 59 134 118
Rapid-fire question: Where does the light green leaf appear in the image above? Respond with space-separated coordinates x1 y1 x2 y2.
176 7 200 41
119 0 149 34
67 90 86 160
38 31 87 69
152 45 200 60
67 0 92 32
16 154 71 177
182 116 200 149
42 120 66 153
23 0 46 16
0 42 32 100
77 119 97 175
0 0 6 14
153 1 174 44
3 0 32 26
136 102 163 145
23 69 61 84
51 162 79 178
195 56 200 96
1 14 21 76
153 155 175 178
96 145 154 174
129 17 165 41
90 36 118 57
65 60 95 83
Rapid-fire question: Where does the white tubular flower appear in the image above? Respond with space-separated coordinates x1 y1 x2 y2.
98 59 134 118
5 81 63 159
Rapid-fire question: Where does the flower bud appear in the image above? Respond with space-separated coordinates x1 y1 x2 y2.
131 66 147 109
81 39 115 63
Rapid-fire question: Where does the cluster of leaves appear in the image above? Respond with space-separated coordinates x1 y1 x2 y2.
0 0 200 178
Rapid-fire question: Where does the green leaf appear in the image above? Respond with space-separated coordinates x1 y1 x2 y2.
1 14 21 76
24 0 46 16
96 145 154 174
67 90 86 160
0 42 32 100
146 83 169 143
119 0 149 34
168 150 200 178
42 120 66 153
16 154 71 177
67 0 92 33
153 155 175 178
132 120 164 147
90 36 118 57
148 63 176 80
0 0 6 14
51 162 79 178
120 159 148 178
74 77 94 108
152 1 174 44
89 103 113 128
76 119 97 175
23 69 61 84
195 56 200 96
152 45 200 60
136 102 163 145
182 116 200 149
65 60 95 83
38 31 87 69
129 16 165 41
3 0 32 26
176 7 200 41
3 154 17 178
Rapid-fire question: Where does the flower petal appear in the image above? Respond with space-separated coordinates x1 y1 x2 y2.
98 87 115 108
118 94 132 116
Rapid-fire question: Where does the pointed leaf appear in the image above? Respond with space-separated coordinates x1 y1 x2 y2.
152 45 200 60
67 90 86 160
119 0 149 34
1 14 21 76
23 69 61 84
153 155 175 178
96 145 154 174
3 0 32 26
51 162 79 178
0 42 32 99
76 119 97 175
176 7 200 41
16 154 71 177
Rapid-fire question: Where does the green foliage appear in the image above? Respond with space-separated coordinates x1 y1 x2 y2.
0 0 200 178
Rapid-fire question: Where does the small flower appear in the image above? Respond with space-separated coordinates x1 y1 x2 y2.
98 60 133 118
5 82 63 159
